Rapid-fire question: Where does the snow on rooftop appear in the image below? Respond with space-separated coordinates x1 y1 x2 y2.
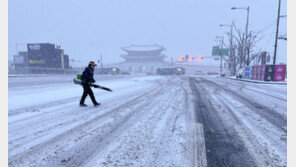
122 44 165 52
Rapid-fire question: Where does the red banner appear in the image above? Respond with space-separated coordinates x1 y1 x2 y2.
274 65 286 81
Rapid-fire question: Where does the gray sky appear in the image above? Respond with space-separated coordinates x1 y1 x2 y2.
9 0 287 65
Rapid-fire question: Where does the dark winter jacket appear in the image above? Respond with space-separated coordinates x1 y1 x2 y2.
81 66 96 85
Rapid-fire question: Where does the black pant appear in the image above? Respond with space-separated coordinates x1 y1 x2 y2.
80 85 97 104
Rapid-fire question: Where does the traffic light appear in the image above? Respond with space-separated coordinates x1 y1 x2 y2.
198 57 203 61
189 57 194 61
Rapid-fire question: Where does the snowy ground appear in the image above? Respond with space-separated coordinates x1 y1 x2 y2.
8 75 287 167
188 76 286 167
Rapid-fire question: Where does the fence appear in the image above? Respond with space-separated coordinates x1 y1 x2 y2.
247 65 286 82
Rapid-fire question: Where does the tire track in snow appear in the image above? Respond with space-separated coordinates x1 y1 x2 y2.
8 77 176 167
216 93 286 166
9 77 170 138
194 76 287 166
198 77 287 133
189 77 257 167
51 77 179 167
8 85 161 165
9 77 156 117
196 79 279 166
84 79 189 167
141 85 189 167
9 82 158 148
215 77 287 102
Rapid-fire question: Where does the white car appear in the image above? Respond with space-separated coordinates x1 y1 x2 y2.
221 69 231 77
236 68 245 79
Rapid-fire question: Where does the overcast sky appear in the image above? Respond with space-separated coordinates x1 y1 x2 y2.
9 0 287 65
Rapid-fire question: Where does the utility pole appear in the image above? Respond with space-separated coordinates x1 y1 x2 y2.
220 22 235 75
230 23 233 70
215 36 224 75
245 6 250 66
221 37 224 75
273 0 281 65
216 36 224 75
231 21 236 75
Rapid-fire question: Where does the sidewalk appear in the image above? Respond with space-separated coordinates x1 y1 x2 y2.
227 76 287 85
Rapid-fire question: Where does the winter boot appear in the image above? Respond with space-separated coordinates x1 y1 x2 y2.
93 102 100 107
80 103 87 107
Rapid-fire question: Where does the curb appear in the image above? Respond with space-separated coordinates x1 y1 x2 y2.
226 77 287 85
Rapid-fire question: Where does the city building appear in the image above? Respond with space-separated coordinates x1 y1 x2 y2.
11 43 70 74
13 51 28 68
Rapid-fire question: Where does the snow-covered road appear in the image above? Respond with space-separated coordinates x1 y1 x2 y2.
8 75 287 167
188 76 286 167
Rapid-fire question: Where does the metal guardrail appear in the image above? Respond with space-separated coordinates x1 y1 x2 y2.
9 67 84 74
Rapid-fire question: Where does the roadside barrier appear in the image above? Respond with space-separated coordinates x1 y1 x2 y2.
264 65 275 81
244 66 251 79
274 65 286 81
249 64 286 82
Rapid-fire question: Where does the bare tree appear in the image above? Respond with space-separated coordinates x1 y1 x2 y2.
231 22 263 67
245 31 263 65
231 23 245 67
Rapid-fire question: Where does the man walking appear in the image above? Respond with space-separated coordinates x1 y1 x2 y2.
79 61 100 107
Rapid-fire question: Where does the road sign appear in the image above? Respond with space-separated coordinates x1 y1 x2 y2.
212 46 229 56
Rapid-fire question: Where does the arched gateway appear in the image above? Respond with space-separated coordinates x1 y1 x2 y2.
118 44 168 73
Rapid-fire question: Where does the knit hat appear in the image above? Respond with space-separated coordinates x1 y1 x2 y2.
88 61 97 66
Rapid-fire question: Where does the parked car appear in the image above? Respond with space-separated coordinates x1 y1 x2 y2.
207 72 219 75
172 67 185 75
236 67 245 79
157 67 185 75
221 69 231 77
98 67 121 75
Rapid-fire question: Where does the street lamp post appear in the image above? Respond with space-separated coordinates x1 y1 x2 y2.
220 21 235 75
231 6 250 66
216 36 224 75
